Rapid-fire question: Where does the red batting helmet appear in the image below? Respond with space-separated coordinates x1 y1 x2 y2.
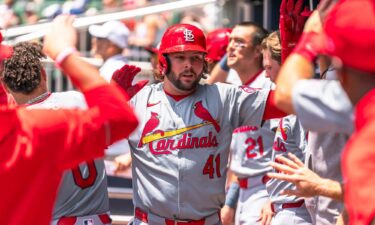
158 23 207 75
206 28 232 63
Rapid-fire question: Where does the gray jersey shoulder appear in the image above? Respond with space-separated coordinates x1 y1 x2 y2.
292 79 353 134
230 74 279 177
129 82 269 220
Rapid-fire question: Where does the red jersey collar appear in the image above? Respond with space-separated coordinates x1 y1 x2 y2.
243 69 263 86
355 88 375 130
163 88 194 101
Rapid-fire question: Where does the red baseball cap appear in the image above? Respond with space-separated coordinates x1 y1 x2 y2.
0 32 13 60
324 0 375 73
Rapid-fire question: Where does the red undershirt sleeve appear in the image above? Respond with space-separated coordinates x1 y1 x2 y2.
263 90 288 120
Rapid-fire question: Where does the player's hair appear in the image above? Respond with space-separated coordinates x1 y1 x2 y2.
2 41 46 94
261 31 281 65
236 21 269 47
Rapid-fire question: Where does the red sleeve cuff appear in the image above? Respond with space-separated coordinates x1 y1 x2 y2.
263 90 288 120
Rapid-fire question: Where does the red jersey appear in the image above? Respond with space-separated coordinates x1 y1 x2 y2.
343 88 375 225
0 84 138 225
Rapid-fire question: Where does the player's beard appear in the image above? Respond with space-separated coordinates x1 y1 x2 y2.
166 69 202 92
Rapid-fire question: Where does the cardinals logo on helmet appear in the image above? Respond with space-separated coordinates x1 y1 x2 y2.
183 29 195 42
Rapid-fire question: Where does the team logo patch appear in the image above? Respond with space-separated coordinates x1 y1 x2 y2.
183 29 195 42
194 101 220 132
138 112 160 147
278 120 288 141
137 109 219 155
240 86 259 93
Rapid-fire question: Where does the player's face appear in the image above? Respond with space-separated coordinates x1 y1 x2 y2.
227 26 258 70
262 49 280 82
164 51 205 94
91 37 110 57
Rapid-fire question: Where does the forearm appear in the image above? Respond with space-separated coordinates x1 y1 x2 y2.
316 178 344 201
224 182 240 209
207 55 230 84
83 84 138 144
207 66 229 84
60 54 107 92
274 54 314 114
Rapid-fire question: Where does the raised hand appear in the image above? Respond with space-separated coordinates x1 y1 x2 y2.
279 0 312 62
267 153 324 198
114 153 132 175
111 64 149 99
43 15 77 60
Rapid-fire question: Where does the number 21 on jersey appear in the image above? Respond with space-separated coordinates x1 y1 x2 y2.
246 136 264 158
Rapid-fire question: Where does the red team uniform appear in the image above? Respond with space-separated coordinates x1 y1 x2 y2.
0 85 138 225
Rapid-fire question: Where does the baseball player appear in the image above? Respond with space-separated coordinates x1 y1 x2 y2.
0 15 139 225
269 1 352 224
266 116 312 225
274 1 375 224
2 41 113 225
258 31 312 225
217 23 279 225
113 23 286 225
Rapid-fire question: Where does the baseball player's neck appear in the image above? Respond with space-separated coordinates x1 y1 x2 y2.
12 85 49 105
237 66 263 85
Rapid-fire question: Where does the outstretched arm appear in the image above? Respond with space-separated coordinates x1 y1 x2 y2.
36 15 139 170
206 55 230 84
275 0 337 114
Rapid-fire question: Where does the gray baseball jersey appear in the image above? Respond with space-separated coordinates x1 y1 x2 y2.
27 91 110 221
229 72 278 225
266 115 308 204
128 82 270 221
267 115 311 225
292 79 353 225
292 79 353 134
230 72 278 177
